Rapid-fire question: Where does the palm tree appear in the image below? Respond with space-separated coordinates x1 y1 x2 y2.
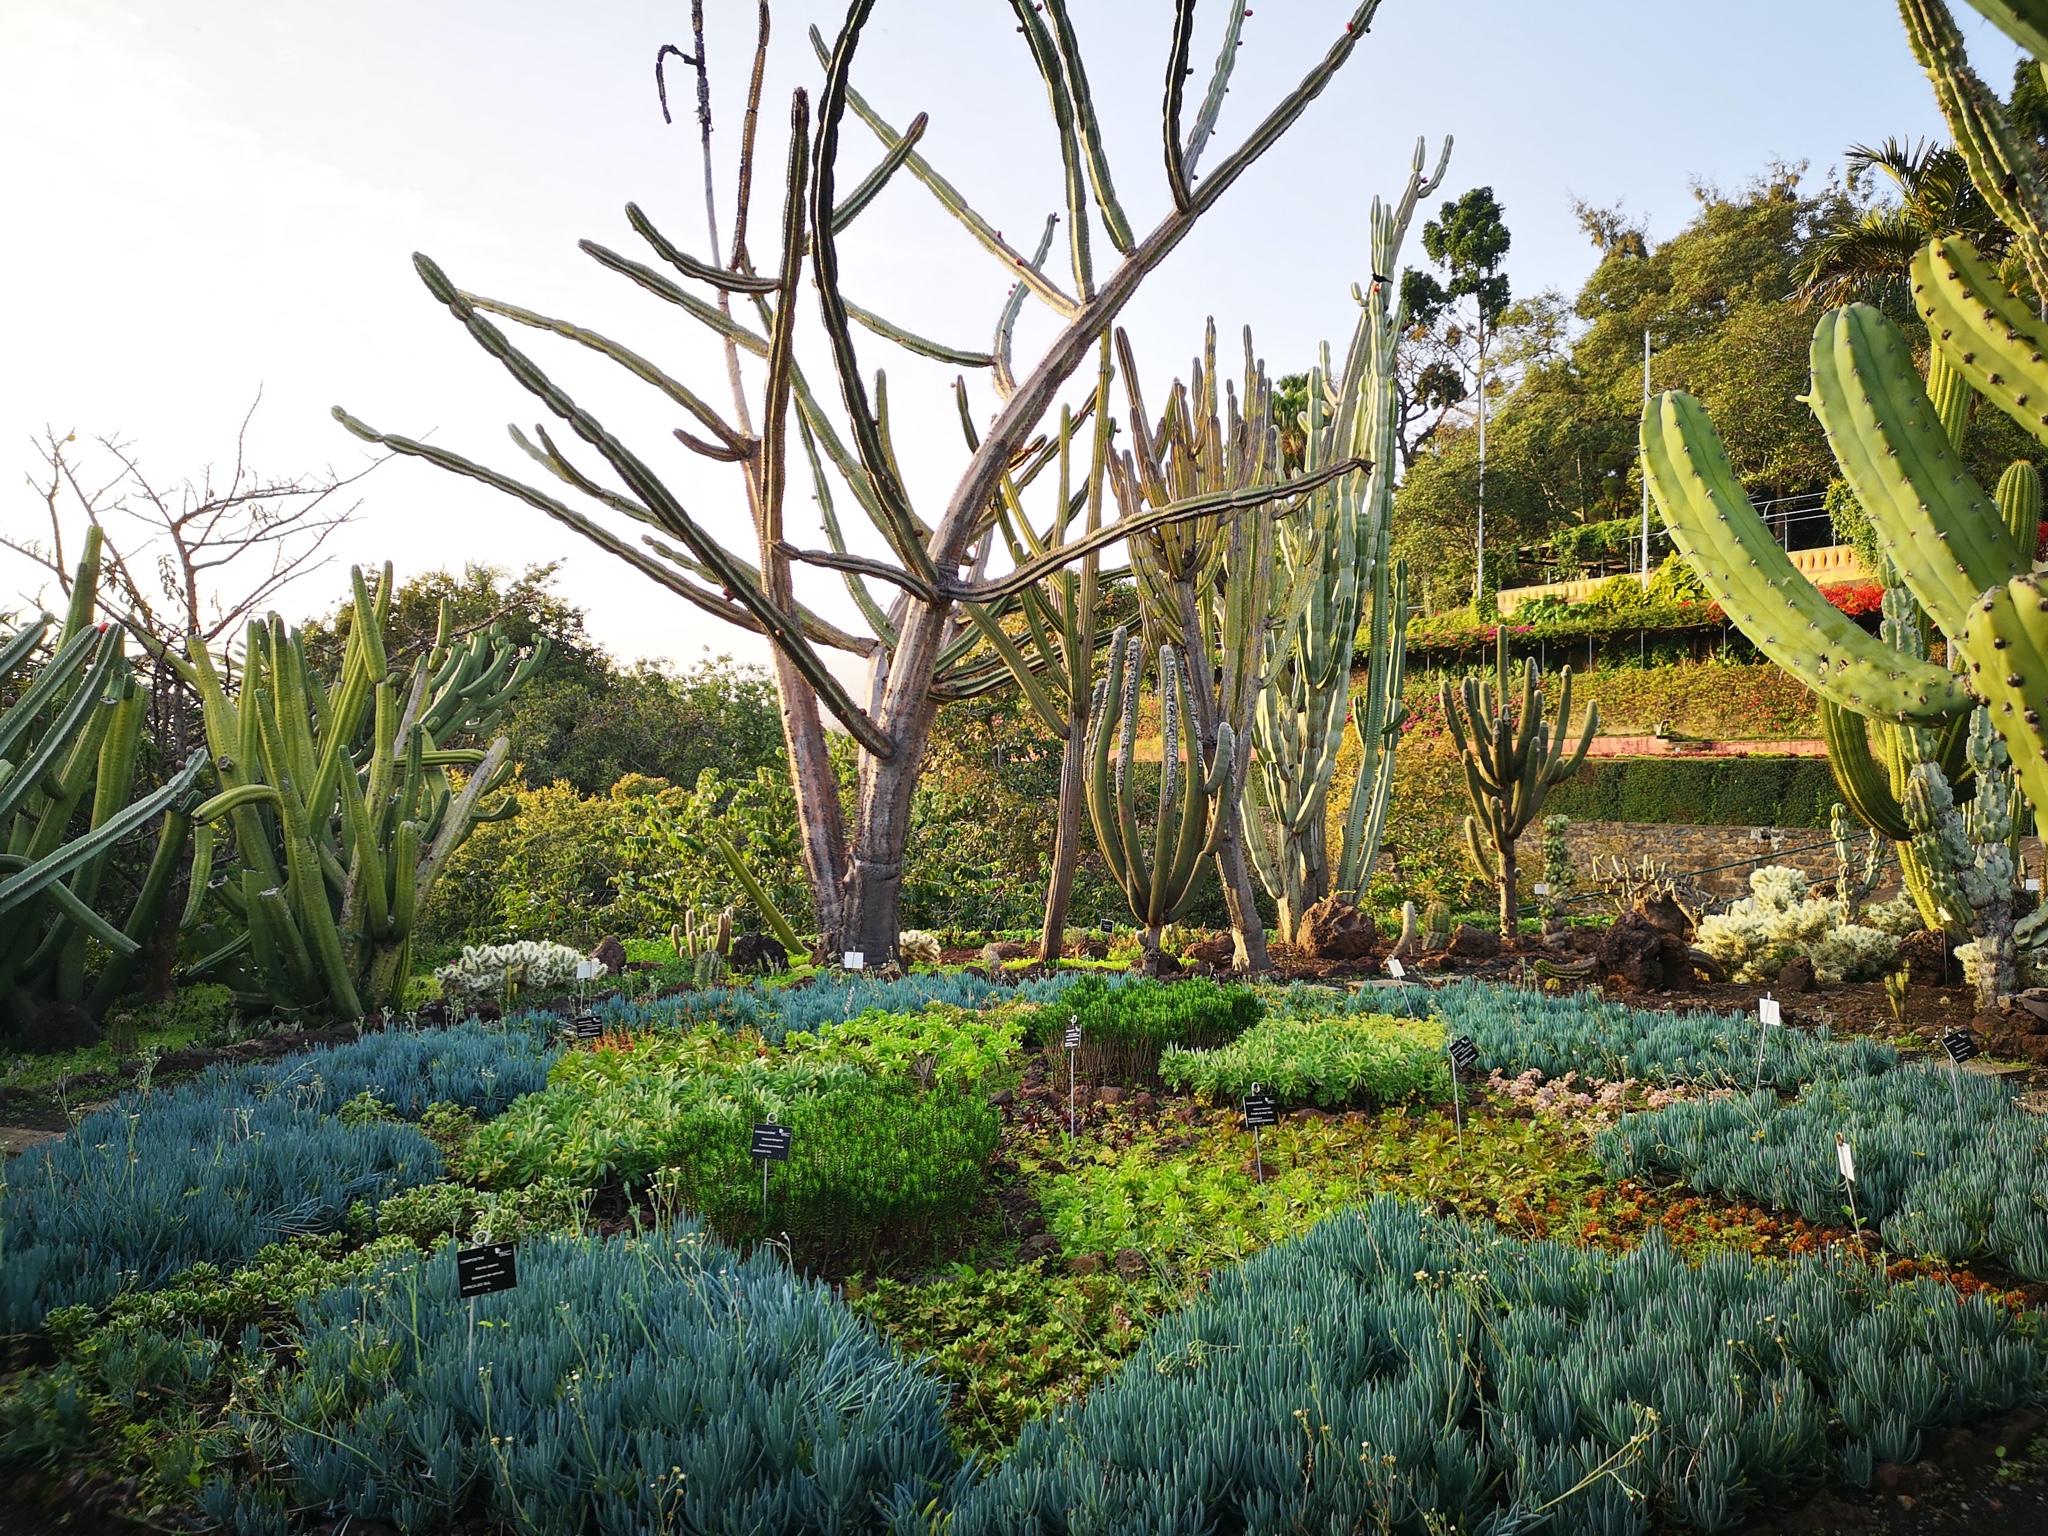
1795 138 2015 313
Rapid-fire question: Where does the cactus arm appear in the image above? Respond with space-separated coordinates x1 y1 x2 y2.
1810 304 2022 637
705 824 805 958
0 614 51 684
27 872 139 957
87 798 199 1012
181 822 216 932
0 749 208 922
251 688 362 1018
255 883 320 1004
1005 0 1095 297
1915 237 2048 452
410 736 511 918
1999 461 2042 563
53 527 103 653
0 624 96 766
387 821 421 944
1643 390 1971 723
1956 0 2048 57
0 630 123 825
1037 0 1136 253
1962 575 2048 821
1820 698 1914 840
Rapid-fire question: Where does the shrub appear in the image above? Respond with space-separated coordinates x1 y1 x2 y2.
1161 1012 1447 1107
1432 982 1895 1089
210 1223 958 1535
948 1198 2048 1533
1598 1064 2048 1279
0 1084 441 1330
783 1004 1023 1086
1022 976 1262 1086
464 1034 998 1264
1542 756 1841 829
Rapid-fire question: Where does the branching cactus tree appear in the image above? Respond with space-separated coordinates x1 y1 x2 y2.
1443 628 1598 937
170 567 544 1017
1243 138 1448 943
0 530 209 1033
1084 630 1235 975
333 0 1393 967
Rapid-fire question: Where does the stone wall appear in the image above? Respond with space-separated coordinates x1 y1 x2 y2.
1529 819 2046 905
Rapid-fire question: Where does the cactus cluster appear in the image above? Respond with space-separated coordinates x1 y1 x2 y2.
434 940 592 1006
1693 865 1918 986
0 530 209 1033
167 566 544 1018
1442 627 1599 935
1083 630 1235 973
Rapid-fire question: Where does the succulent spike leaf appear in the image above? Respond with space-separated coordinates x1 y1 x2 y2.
1642 390 1972 725
1809 304 2022 638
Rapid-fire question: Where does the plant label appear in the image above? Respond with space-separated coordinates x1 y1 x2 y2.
842 951 865 971
1533 882 1551 896
1242 1090 1279 1128
456 1242 518 1299
1385 956 1406 979
1834 1134 1856 1184
574 960 598 981
1099 918 1115 934
571 1013 604 1041
1448 1036 1480 1071
2030 877 2043 893
1939 1028 1979 1065
1064 1022 1082 1051
751 1122 793 1161
1758 997 1782 1027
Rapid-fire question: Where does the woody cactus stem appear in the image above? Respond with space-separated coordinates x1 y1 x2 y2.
1085 629 1235 975
171 566 545 1017
1443 627 1598 937
0 529 210 1033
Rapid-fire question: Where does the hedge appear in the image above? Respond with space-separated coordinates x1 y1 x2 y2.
1544 755 1838 828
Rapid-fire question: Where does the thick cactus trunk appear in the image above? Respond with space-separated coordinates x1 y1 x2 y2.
1039 716 1089 964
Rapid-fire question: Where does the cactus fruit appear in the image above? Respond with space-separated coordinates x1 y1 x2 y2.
1442 627 1599 937
173 566 545 1017
1084 629 1235 975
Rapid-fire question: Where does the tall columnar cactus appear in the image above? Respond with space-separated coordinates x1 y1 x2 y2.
1243 138 1448 944
1084 630 1235 975
1443 628 1598 937
170 566 545 1017
0 531 210 1034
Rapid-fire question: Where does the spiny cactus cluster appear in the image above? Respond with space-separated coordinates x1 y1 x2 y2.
209 1221 957 1536
945 1197 2048 1532
1432 982 1897 1089
434 939 594 1004
1599 1063 2048 1278
1693 865 1919 985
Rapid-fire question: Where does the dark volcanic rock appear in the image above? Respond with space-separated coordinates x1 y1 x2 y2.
1298 897 1377 960
728 932 788 974
1445 924 1500 960
20 1001 100 1054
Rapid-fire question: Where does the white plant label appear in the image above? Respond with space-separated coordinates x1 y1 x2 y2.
1758 997 1782 1027
843 951 865 971
1385 957 1406 979
2029 877 2042 893
575 960 598 981
1835 1134 1856 1184
1533 882 1551 896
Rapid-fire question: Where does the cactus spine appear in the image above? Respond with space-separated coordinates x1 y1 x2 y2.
174 566 544 1017
1084 629 1235 974
1243 139 1448 943
0 531 210 1032
1443 627 1598 937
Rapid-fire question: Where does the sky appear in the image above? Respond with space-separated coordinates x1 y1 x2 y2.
0 0 2022 680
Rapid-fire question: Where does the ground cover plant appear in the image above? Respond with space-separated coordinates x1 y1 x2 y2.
1434 981 1897 1089
1021 974 1261 1086
1159 1009 1447 1106
1600 1063 2048 1279
947 1197 2048 1534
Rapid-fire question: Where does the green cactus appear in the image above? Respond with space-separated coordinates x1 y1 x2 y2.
1443 627 1598 937
1084 629 1235 975
1243 141 1447 946
170 565 545 1018
0 530 210 1034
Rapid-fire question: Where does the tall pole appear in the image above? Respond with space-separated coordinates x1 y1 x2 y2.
1639 329 1652 577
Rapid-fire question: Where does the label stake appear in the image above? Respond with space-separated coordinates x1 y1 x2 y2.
1064 1018 1081 1141
1939 1028 1978 1123
1446 1036 1479 1157
1752 993 1781 1093
1243 1083 1278 1185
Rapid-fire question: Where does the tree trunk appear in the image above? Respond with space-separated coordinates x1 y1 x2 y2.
1040 714 1089 964
1975 895 2016 1008
1213 828 1271 973
1140 923 1165 976
1498 837 1519 939
767 647 849 955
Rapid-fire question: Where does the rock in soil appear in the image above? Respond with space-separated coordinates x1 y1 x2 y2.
1777 954 1817 994
18 1001 98 1055
1185 933 1236 967
1635 889 1696 941
590 935 628 976
1298 897 1378 960
1445 924 1500 960
728 932 787 974
1597 911 1698 991
981 941 1030 965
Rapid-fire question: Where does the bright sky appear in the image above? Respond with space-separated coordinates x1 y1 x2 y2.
1 0 2016 677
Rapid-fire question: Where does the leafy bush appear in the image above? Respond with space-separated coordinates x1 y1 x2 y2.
465 1033 998 1264
100 982 239 1050
210 1223 958 1535
0 1084 441 1330
948 1198 2048 1533
1433 982 1895 1089
1598 1065 2048 1279
784 1004 1023 1085
373 1176 589 1248
1022 976 1262 1087
1161 1012 1447 1107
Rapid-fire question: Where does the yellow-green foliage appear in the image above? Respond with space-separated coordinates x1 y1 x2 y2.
784 1005 1023 1086
1160 1013 1447 1106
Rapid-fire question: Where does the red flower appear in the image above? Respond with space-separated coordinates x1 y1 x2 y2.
1822 582 1883 618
